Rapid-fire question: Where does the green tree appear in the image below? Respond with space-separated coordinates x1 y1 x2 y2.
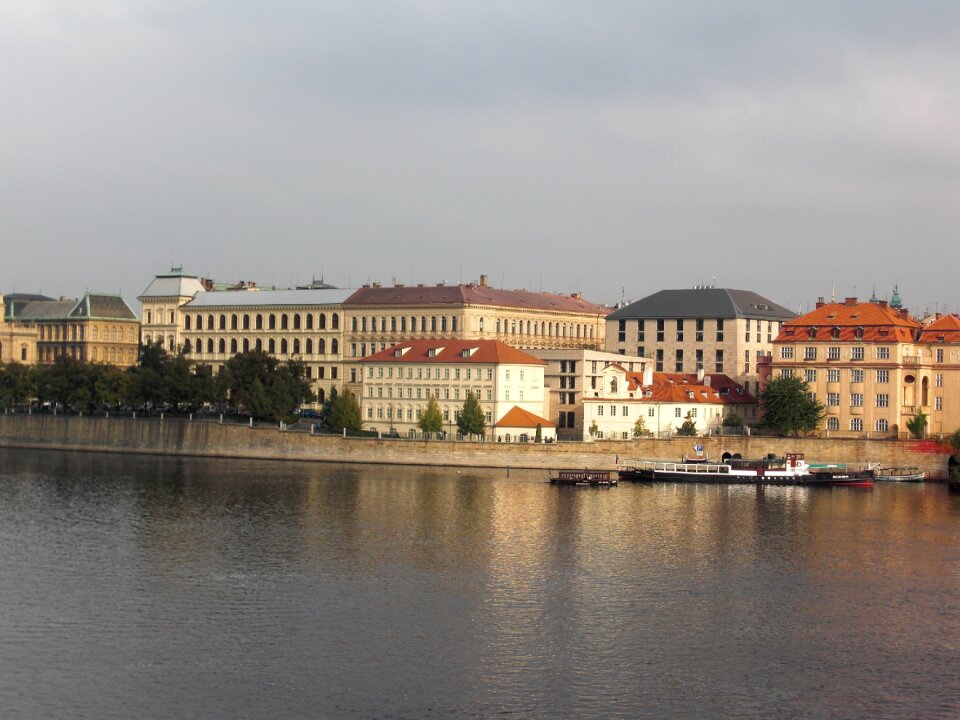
676 411 699 436
0 363 35 408
632 415 648 438
455 391 486 437
722 411 744 429
906 411 927 439
535 423 542 443
759 375 826 436
419 396 443 434
588 419 599 437
326 389 362 431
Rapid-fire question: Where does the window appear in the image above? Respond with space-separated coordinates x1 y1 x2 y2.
780 369 794 378
618 319 626 342
637 321 644 342
656 319 664 342
715 350 724 373
744 319 751 342
716 319 724 342
744 350 750 374
690 408 697 418
876 370 889 383
598 405 604 416
675 349 683 372
695 319 704 342
936 348 944 362
676 319 684 342
827 393 839 406
696 349 703 371
805 369 817 383
851 346 864 361
936 373 943 387
875 419 889 433
935 396 943 411
804 347 816 360
674 407 682 418
656 349 664 372
828 369 840 383
780 347 794 360
622 406 629 417
877 347 890 360
610 405 616 416
827 347 840 360
851 393 863 407
851 368 864 383
850 418 862 432
876 394 889 408
826 417 839 431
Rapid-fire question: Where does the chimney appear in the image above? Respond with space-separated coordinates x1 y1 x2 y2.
845 297 858 306
816 297 825 309
899 308 910 319
697 368 705 383
878 300 888 308
571 292 582 300
703 373 711 387
642 366 653 387
479 274 489 287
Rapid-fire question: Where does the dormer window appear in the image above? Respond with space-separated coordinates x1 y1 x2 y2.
808 327 817 338
427 346 445 358
645 390 653 397
832 327 841 339
394 346 410 357
687 390 695 399
461 347 478 358
855 326 864 339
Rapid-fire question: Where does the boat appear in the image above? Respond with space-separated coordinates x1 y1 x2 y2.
872 466 925 482
682 454 713 464
618 452 872 487
549 469 617 487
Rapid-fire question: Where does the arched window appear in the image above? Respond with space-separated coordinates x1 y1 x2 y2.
242 339 250 352
331 339 339 354
207 314 214 330
318 338 326 354
496 319 502 333
256 315 263 330
318 314 326 330
391 317 397 332
331 313 339 330
269 315 276 330
218 339 226 354
316 389 325 404
305 339 313 354
230 339 238 353
231 314 238 330
255 339 262 352
452 317 458 333
281 314 289 330
184 316 191 331
183 339 191 354
281 339 288 354
401 317 407 332
218 314 226 330
306 314 313 330
293 339 300 354
195 314 203 330
293 314 301 330
441 317 447 332
207 338 214 353
422 316 427 332
268 339 276 353
243 314 250 330
91 347 98 360
196 337 202 353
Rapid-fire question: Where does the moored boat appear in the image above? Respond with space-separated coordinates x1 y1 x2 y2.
872 466 925 482
549 469 617 487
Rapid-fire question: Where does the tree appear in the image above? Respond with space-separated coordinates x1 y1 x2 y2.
759 375 826 436
632 415 648 438
419 396 443 434
0 363 34 408
535 423 542 443
455 391 485 437
326 390 362 431
722 411 744 429
588 419 599 437
906 412 927 439
676 411 698 436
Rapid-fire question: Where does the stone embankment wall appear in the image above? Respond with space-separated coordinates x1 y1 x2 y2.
0 415 952 479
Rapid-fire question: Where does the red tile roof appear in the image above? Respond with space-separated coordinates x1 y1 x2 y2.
497 406 556 428
624 371 756 404
345 285 610 315
775 301 919 343
360 339 546 365
919 314 960 344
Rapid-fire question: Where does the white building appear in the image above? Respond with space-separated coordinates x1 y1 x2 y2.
359 339 555 441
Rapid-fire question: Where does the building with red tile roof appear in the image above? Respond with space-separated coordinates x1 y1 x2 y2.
770 296 960 436
358 339 555 441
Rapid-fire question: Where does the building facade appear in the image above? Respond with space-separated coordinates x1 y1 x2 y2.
771 297 927 437
918 314 960 436
138 267 207 352
359 339 554 441
0 294 40 364
605 287 795 395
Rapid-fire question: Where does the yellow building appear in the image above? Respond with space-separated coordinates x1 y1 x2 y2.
606 287 796 396
917 314 960 436
359 339 555 441
1 294 41 363
10 293 140 367
138 267 207 352
771 297 926 437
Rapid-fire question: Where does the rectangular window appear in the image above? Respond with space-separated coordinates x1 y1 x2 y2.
716 319 724 342
637 321 644 342
695 319 704 342
648 408 655 417
828 369 840 383
852 346 864 361
935 348 944 362
780 347 794 360
715 350 724 373
805 369 817 383
744 350 750 374
827 392 839 406
675 349 683 372
877 347 890 360
875 418 889 433
828 347 840 360
744 319 751 342
618 319 626 342
850 418 862 432
851 369 864 383
676 319 684 342
935 396 943 411
675 407 682 418
598 405 604 416
696 349 703 371
780 369 794 378
610 405 616 416
876 394 889 408
622 406 629 416
876 370 889 383
486 389 493 401
656 349 664 372
804 347 816 360
656 319 664 342
936 373 943 387
826 417 839 431
690 408 697 418
851 393 863 407
637 346 645 357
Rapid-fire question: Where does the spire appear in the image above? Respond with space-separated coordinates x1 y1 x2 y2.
869 286 879 303
890 284 902 310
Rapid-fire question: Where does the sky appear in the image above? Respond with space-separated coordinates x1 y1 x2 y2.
2 1 958 316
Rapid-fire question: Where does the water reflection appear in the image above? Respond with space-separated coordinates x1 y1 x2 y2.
0 449 958 719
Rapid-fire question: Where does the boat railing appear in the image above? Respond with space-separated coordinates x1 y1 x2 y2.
623 460 732 474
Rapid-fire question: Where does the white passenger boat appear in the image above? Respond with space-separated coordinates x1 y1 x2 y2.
619 453 873 486
872 466 925 482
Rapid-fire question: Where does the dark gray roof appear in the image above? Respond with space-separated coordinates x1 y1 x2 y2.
15 299 78 320
608 288 796 321
70 293 138 320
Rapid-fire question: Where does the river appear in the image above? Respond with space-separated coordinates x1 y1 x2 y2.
1 448 958 719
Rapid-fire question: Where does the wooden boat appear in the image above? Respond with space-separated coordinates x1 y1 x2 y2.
682 454 712 464
549 469 617 487
872 466 925 482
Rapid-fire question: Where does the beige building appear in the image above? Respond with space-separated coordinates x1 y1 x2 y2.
531 348 649 440
138 268 207 352
918 314 960 436
180 288 352 404
606 287 795 396
342 276 611 388
8 293 139 367
771 297 930 437
1 294 41 364
582 366 757 441
359 339 555 442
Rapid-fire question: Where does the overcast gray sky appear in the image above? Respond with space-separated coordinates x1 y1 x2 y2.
2 1 958 315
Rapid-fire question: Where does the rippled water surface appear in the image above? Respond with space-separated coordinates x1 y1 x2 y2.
1 448 959 719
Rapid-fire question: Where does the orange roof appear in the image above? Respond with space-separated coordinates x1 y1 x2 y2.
775 301 919 343
624 371 756 404
497 406 556 428
919 314 960 344
360 338 546 365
